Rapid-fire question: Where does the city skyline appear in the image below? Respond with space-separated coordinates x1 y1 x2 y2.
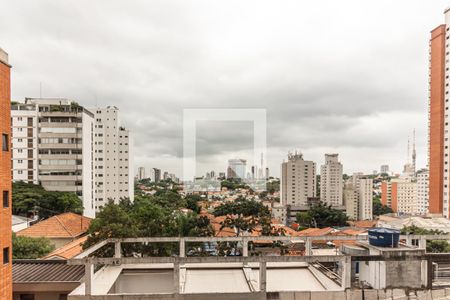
2 1 449 177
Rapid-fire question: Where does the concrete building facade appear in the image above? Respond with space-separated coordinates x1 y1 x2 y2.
281 152 316 207
11 98 95 218
382 177 417 215
137 167 145 181
92 107 133 211
320 153 343 207
416 168 429 215
227 159 247 180
344 183 358 220
0 47 12 300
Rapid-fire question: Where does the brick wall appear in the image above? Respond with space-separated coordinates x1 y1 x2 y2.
0 53 12 300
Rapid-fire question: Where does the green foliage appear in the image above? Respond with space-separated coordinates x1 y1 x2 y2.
266 180 280 194
296 201 348 228
83 195 213 256
372 196 393 217
220 179 249 190
12 233 55 259
185 194 202 213
213 197 272 236
12 181 83 219
401 225 450 253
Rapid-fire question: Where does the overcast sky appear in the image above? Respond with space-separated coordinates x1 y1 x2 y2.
1 0 448 178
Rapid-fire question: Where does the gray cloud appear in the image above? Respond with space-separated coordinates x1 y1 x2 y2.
0 0 444 177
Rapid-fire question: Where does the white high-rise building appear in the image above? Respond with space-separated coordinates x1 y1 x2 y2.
358 178 373 220
320 154 343 207
349 174 373 220
380 165 389 174
227 159 247 180
137 167 146 181
281 152 316 207
92 106 133 211
11 98 95 218
416 168 429 215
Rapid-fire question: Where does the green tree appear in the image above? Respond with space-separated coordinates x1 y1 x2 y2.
296 201 348 228
12 181 83 218
12 233 55 259
401 225 450 253
372 196 393 217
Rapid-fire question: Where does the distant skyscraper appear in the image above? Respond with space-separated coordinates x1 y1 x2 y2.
320 154 343 207
281 152 316 207
380 165 389 174
0 47 12 300
227 159 247 180
92 106 133 211
11 98 95 218
137 167 146 180
265 167 269 179
428 10 450 217
152 168 161 183
218 172 226 179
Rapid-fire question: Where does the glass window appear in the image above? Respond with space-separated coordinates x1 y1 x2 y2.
2 134 8 151
3 191 8 208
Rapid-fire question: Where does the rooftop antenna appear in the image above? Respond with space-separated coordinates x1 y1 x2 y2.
412 129 417 173
407 135 410 164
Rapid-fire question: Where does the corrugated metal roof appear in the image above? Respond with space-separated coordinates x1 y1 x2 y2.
13 260 84 283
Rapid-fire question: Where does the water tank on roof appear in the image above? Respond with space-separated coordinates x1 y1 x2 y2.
368 228 400 247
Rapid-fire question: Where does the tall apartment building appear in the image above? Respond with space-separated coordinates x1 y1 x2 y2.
380 165 389 174
416 168 429 215
0 48 12 300
344 183 358 220
152 168 161 183
381 177 417 215
320 154 343 207
11 98 95 218
92 107 133 211
428 10 450 217
137 167 146 180
346 174 373 220
281 152 316 207
227 159 247 180
358 178 373 220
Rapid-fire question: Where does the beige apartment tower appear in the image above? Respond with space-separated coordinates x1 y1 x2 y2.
320 153 343 207
281 152 316 207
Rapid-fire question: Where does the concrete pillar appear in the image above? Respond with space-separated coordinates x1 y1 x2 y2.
341 256 352 289
243 239 248 257
418 237 427 249
114 241 121 258
85 262 94 295
305 238 312 256
174 260 180 294
259 261 267 292
180 238 185 258
405 236 413 246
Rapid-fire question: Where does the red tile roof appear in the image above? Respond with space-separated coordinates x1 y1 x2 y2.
43 236 88 259
296 227 334 237
16 212 92 238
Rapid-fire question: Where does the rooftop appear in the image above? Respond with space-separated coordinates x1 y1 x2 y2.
44 236 88 259
13 259 84 283
16 212 92 238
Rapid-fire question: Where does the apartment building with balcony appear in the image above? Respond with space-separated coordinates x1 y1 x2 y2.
11 98 95 218
92 106 133 212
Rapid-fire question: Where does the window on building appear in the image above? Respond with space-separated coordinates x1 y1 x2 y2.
3 191 9 208
3 247 9 264
2 134 8 151
20 294 35 300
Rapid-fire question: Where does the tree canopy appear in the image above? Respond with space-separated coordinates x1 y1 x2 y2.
401 225 450 253
12 181 83 219
372 196 393 217
296 202 348 228
12 233 55 259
